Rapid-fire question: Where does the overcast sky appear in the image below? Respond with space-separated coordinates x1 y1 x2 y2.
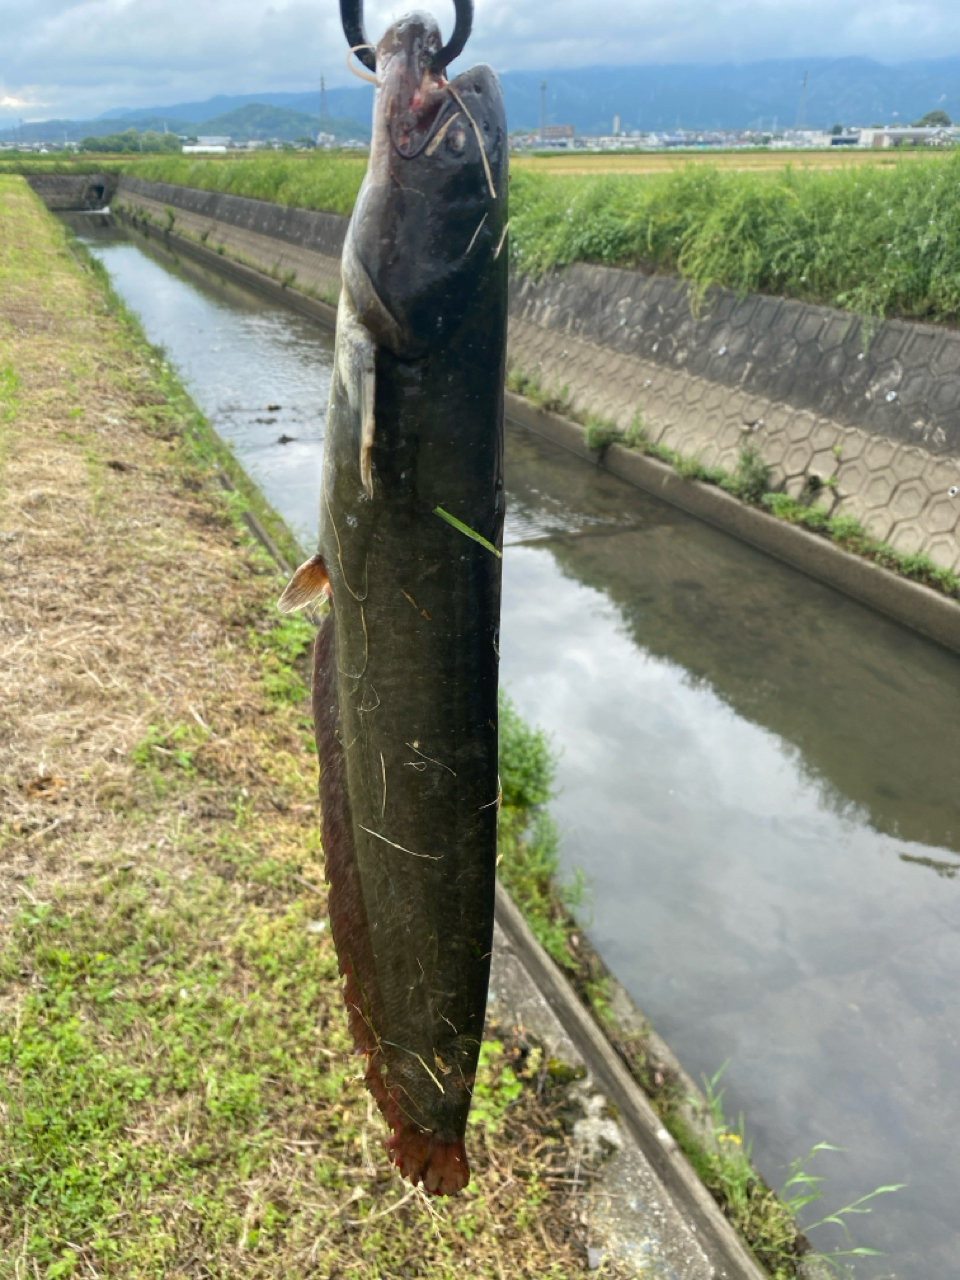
1 0 959 121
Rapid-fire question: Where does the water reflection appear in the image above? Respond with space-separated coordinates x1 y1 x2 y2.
72 215 960 1277
505 428 960 855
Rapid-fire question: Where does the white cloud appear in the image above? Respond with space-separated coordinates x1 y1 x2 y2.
0 0 958 120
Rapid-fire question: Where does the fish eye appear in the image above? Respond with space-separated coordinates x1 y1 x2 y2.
447 127 467 155
950 485 959 497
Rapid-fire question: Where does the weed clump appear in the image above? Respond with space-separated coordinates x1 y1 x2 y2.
583 415 622 452
722 444 770 504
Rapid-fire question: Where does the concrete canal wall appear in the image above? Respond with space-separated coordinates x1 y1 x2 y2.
109 175 960 589
115 175 344 309
24 171 118 210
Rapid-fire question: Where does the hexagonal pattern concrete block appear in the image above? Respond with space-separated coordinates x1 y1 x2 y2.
659 424 683 450
932 339 960 378
835 428 866 462
784 442 813 477
810 420 840 452
888 446 927 483
702 385 725 413
837 456 870 496
930 376 960 415
810 449 839 480
897 370 931 409
889 480 928 523
924 458 960 493
862 508 895 542
923 494 960 535
792 310 824 344
863 472 895 509
762 436 788 467
926 534 960 572
870 324 907 363
784 412 813 445
864 437 898 470
890 521 926 556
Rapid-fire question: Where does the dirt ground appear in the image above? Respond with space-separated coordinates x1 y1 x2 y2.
0 177 605 1278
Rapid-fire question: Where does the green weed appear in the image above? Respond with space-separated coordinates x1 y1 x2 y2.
721 443 770 504
582 416 622 452
624 410 648 448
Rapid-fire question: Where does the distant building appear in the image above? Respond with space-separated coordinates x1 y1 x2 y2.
182 145 228 154
197 135 231 147
859 126 955 147
540 124 576 147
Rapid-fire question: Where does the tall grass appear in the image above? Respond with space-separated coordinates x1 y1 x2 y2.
133 151 367 218
510 155 960 321
127 148 960 321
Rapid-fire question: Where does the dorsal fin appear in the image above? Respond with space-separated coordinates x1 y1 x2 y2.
277 554 331 613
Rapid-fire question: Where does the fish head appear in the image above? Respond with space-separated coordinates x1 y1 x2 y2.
347 10 508 356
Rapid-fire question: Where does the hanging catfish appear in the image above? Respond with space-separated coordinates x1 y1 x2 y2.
280 0 508 1196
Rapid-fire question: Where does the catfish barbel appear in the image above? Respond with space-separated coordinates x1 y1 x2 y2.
280 0 508 1195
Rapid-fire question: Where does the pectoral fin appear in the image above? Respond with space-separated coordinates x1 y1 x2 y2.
278 554 331 613
336 304 377 500
359 356 376 500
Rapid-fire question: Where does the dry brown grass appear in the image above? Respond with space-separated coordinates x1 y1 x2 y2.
0 177 614 1279
510 146 950 176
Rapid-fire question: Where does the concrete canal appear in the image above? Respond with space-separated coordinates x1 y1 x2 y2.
70 213 960 1278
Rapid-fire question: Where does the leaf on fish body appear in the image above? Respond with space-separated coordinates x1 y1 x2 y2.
433 507 502 559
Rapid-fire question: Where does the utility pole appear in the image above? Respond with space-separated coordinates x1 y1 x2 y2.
540 80 546 141
796 70 808 129
320 74 328 121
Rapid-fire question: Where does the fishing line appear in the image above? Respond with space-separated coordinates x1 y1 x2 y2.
425 110 462 156
447 85 496 199
347 44 381 86
465 212 488 255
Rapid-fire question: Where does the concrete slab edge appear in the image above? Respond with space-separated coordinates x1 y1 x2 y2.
504 390 960 658
494 883 768 1280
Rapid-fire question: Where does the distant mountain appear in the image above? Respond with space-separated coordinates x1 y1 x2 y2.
96 88 374 127
8 56 960 146
504 57 960 134
194 103 367 142
0 103 370 147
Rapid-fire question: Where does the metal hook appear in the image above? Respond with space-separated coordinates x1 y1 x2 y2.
338 1 473 74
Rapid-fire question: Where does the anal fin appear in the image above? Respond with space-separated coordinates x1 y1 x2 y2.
278 554 331 613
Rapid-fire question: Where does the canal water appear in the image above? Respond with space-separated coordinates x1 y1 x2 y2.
70 214 960 1279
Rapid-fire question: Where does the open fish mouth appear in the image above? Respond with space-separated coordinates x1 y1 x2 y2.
342 2 475 158
381 16 451 158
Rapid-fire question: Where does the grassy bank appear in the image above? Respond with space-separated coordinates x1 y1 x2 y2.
508 155 960 321
133 152 366 218
122 146 960 323
0 175 603 1279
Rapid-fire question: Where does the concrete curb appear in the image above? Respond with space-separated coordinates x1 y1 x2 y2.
494 883 768 1280
505 391 960 657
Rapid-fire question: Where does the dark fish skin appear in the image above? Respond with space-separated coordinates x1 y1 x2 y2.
284 12 508 1195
